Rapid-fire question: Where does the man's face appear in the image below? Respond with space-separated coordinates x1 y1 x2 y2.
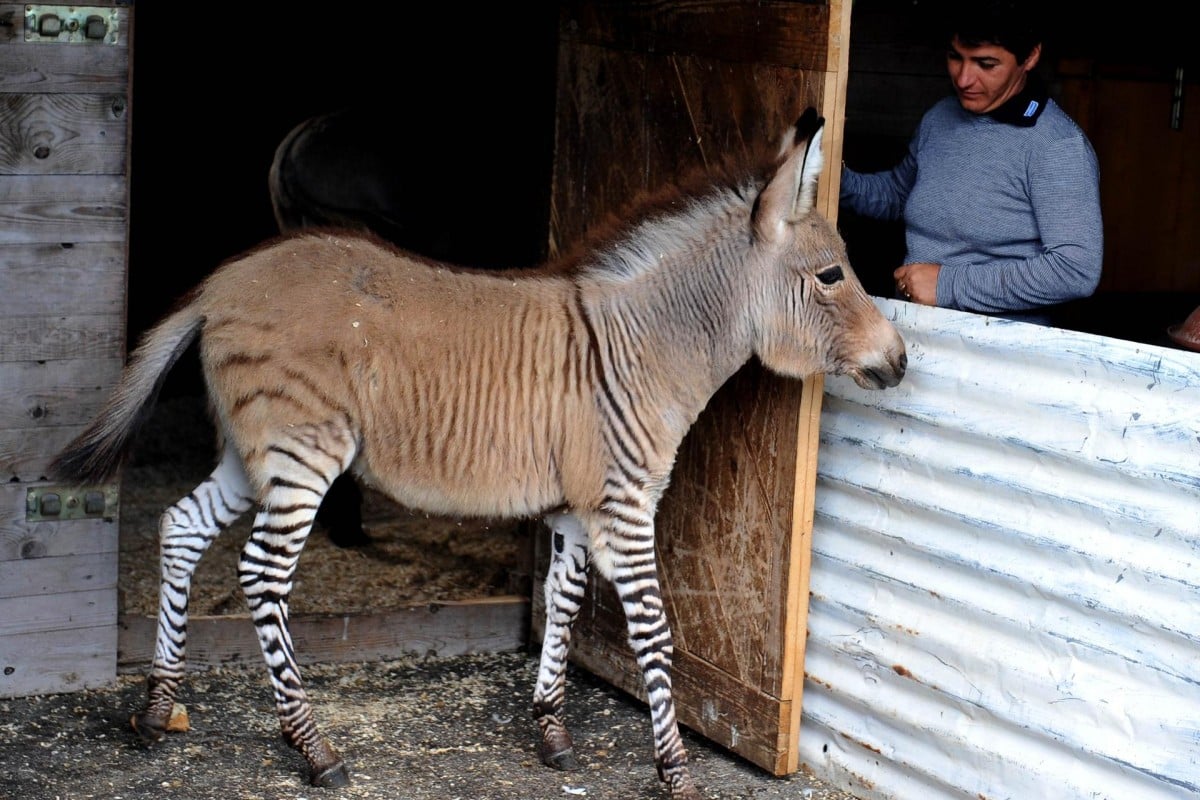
946 35 1041 114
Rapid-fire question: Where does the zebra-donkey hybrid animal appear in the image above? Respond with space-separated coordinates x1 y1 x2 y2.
49 107 906 799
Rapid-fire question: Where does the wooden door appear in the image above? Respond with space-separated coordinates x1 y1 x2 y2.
1057 60 1200 293
0 2 132 698
532 0 851 775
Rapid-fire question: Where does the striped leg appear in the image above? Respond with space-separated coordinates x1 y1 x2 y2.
600 509 699 800
239 429 354 787
533 512 591 770
132 443 254 741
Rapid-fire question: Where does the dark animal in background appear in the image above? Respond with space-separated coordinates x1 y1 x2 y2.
268 108 454 547
50 108 906 799
267 108 555 548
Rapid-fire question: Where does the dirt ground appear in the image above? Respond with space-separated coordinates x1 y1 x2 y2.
0 651 860 800
0 394 861 800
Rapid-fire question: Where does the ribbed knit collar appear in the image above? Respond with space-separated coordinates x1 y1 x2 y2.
987 73 1049 127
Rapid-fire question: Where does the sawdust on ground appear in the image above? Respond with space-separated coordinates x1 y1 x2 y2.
0 652 864 800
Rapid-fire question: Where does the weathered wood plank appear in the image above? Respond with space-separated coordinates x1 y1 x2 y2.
0 93 128 175
560 0 830 70
817 0 850 220
0 242 126 316
0 481 119 562
0 312 123 362
0 174 127 244
0 424 98 481
0 549 118 600
117 598 532 671
0 624 117 698
0 0 130 701
551 43 823 257
0 357 123 428
0 586 116 637
0 4 129 95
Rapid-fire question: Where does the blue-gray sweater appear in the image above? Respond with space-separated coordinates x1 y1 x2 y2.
840 96 1103 314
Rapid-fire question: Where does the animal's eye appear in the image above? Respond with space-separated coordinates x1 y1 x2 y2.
815 265 844 285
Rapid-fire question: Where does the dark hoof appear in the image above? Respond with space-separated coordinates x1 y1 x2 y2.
310 761 350 788
129 712 165 743
540 745 580 771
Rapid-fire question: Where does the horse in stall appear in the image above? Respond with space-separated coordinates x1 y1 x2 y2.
49 107 906 799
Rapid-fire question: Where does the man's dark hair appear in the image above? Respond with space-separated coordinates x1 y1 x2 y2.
940 1 1044 63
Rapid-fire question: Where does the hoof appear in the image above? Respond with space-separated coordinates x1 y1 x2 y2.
672 786 703 800
310 761 350 788
539 744 580 771
129 712 165 743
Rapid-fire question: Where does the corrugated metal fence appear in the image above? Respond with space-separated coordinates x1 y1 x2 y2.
800 300 1200 800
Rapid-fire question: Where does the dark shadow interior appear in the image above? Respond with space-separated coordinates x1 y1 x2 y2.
128 6 560 397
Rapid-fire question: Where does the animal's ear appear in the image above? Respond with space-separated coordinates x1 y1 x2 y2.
754 107 826 244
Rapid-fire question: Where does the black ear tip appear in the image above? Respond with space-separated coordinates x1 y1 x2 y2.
793 106 826 139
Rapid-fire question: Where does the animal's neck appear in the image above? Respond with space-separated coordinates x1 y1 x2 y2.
581 204 759 435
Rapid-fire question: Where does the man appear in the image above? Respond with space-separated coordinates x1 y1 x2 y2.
841 2 1103 323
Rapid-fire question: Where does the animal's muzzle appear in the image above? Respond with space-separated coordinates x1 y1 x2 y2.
857 349 907 389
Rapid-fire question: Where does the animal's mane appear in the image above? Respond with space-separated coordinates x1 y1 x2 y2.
220 135 783 287
253 226 558 280
553 143 781 280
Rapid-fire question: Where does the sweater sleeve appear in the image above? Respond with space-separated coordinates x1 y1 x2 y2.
840 143 919 222
937 135 1104 312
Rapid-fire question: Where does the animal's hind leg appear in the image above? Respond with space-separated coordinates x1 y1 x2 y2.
132 442 254 742
533 512 590 771
239 429 354 788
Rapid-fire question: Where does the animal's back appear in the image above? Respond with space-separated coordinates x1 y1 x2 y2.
195 231 606 518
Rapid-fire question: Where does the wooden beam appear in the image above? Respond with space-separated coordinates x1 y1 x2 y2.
117 597 532 671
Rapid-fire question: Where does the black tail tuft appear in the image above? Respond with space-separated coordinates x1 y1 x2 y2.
48 308 205 486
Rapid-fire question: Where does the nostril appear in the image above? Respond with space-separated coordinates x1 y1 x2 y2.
899 352 908 371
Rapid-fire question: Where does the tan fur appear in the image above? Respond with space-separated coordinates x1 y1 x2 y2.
198 232 607 516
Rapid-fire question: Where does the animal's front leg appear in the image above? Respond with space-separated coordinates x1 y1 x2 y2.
533 512 590 770
602 515 701 800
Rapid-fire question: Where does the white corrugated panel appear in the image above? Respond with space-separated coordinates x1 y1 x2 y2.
801 300 1200 800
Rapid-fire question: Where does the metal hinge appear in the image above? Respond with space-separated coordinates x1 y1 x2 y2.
24 5 119 44
26 485 119 522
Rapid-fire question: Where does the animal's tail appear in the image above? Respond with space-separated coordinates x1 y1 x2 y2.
49 300 206 485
